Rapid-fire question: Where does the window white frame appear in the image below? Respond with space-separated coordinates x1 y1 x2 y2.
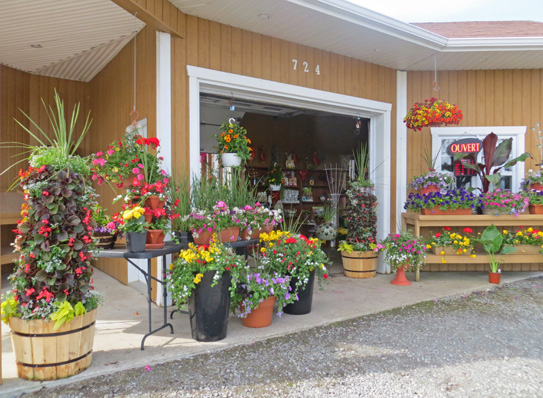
186 65 393 273
430 126 527 192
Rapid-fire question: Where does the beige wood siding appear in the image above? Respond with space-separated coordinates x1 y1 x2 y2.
171 16 398 228
406 69 543 187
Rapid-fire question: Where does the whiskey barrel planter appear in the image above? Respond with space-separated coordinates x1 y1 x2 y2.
340 250 378 279
9 310 97 380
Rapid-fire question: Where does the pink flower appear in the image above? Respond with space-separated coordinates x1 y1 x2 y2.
96 151 103 157
132 167 140 174
138 163 144 169
137 173 144 181
107 149 114 156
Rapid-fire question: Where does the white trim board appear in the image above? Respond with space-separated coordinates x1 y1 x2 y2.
186 65 393 273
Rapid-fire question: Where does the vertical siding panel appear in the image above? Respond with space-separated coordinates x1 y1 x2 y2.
220 24 232 73
320 50 330 92
261 35 272 81
279 40 290 84
241 30 252 77
305 46 315 89
186 16 199 66
502 70 513 125
297 44 307 88
270 37 281 82
209 21 221 70
329 52 338 93
288 42 298 86
350 58 358 97
378 66 386 103
476 71 486 125
484 70 495 125
230 27 242 75
358 61 367 99
494 70 504 126
465 72 477 126
529 70 542 170
512 71 523 125
313 48 323 91
336 54 345 95
198 18 210 69
252 33 262 79
456 71 468 127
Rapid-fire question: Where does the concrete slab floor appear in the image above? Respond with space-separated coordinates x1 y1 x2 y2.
1 257 542 397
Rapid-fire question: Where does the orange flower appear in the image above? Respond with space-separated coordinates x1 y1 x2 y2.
247 138 252 144
233 134 239 139
228 129 233 134
225 135 231 143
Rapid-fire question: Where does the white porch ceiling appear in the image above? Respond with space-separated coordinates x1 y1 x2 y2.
0 0 145 82
171 0 543 71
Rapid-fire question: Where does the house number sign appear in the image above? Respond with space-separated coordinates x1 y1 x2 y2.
292 59 320 75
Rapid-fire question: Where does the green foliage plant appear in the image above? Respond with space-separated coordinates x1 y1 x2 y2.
473 224 516 273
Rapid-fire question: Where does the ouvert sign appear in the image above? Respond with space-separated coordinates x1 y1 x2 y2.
447 138 482 155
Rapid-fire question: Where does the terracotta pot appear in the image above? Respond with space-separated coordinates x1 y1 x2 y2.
241 296 276 328
241 228 263 240
192 229 214 245
146 229 165 249
432 246 459 256
482 207 509 216
529 204 543 214
218 226 240 242
489 272 501 284
530 183 543 191
391 267 411 286
144 195 165 210
421 207 473 216
144 213 153 224
421 184 440 194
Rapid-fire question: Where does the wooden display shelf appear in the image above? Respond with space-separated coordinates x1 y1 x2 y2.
425 253 543 264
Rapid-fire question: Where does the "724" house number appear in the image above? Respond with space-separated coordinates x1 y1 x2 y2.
292 59 320 75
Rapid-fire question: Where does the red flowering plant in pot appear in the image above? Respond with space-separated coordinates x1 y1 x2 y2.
0 91 103 380
404 97 463 131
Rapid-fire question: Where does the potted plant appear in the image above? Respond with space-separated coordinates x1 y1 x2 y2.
526 189 543 214
521 169 543 191
427 227 476 257
167 237 246 341
0 91 102 380
404 188 482 215
258 230 330 315
119 205 148 252
168 171 193 243
315 202 337 241
241 203 282 240
230 265 296 328
409 145 454 193
211 200 243 242
403 97 463 131
382 230 427 286
265 163 284 191
453 132 531 193
473 224 516 284
338 143 383 278
216 118 252 167
146 216 169 249
92 204 121 249
184 209 215 245
481 189 528 215
502 226 543 254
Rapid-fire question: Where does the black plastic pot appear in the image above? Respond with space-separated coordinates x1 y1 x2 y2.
173 230 194 245
188 270 232 341
283 269 315 315
126 232 147 252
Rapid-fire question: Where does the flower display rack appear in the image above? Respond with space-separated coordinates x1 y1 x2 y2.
401 212 543 278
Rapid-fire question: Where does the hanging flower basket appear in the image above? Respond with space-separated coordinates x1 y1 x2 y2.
404 97 463 131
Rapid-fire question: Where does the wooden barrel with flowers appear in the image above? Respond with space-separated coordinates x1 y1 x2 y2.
9 310 97 380
340 250 378 279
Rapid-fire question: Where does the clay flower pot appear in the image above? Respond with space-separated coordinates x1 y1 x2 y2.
241 296 276 328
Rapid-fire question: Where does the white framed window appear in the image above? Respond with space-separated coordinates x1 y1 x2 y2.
431 126 527 192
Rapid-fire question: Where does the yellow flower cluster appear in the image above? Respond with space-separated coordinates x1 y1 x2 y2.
193 273 204 284
122 206 145 221
180 242 221 264
260 230 290 242
450 232 471 254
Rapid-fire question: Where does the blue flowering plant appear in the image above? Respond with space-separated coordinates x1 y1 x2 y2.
409 170 455 190
230 264 296 318
526 189 543 205
404 189 482 212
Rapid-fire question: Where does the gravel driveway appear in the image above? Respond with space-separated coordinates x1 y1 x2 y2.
20 277 543 398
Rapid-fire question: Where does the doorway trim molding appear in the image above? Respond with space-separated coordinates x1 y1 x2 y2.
186 65 393 272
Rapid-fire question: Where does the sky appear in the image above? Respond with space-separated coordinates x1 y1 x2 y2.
347 0 543 23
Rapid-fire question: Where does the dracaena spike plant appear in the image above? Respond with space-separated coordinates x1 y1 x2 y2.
0 90 102 329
